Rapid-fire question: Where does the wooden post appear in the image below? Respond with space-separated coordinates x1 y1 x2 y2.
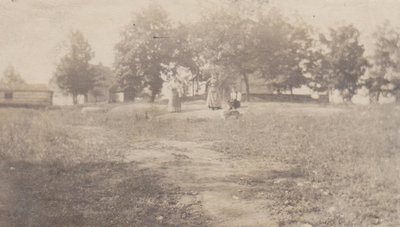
242 73 250 102
192 78 195 96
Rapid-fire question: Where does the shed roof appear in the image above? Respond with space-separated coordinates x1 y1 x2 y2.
0 83 52 92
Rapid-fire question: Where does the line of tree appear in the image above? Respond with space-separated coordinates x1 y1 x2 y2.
113 6 372 102
52 4 400 104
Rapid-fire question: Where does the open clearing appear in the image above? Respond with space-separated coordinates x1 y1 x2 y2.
0 101 399 226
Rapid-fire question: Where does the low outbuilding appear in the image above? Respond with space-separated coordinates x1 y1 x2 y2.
0 84 53 107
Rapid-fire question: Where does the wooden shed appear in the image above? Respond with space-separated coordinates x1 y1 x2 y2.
0 84 53 107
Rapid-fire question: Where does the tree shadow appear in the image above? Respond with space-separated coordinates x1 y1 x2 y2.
1 160 207 226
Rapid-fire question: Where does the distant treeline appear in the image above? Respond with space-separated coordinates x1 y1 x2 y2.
45 3 400 104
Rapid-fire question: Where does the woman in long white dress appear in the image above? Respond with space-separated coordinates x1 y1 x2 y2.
167 79 182 113
206 76 222 110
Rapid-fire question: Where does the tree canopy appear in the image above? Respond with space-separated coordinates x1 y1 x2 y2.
114 6 197 102
362 21 400 102
53 31 97 104
317 25 369 101
109 4 400 104
6 2 400 104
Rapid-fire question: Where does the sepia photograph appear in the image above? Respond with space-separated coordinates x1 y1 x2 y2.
0 0 399 226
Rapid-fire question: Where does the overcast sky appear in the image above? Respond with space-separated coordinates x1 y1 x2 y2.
1 0 400 84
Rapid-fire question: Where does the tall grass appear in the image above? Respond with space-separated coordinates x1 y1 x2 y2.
0 108 81 162
105 103 400 226
1 103 398 226
0 104 165 162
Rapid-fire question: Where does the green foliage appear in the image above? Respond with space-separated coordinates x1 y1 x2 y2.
110 4 400 102
319 25 369 100
303 49 331 92
190 9 259 99
363 21 400 102
255 10 313 93
191 8 313 96
114 6 197 102
53 31 96 104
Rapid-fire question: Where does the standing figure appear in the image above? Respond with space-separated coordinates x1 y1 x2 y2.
229 87 242 109
206 76 222 110
167 79 182 113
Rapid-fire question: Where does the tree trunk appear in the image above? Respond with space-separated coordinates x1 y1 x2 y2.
150 90 157 103
72 93 78 105
192 79 195 96
376 90 381 104
205 83 209 101
196 77 200 94
84 94 88 103
328 88 333 103
242 73 250 102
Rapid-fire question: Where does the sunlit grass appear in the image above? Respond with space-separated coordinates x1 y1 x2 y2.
0 103 399 226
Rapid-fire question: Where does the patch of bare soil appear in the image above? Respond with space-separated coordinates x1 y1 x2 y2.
123 139 282 226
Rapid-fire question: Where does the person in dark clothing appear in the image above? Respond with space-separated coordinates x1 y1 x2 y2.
229 87 241 110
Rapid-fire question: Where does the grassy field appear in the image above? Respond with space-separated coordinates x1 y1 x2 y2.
0 102 399 226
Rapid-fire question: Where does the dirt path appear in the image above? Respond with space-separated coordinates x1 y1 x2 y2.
0 103 289 226
123 139 281 226
107 103 288 226
70 122 282 226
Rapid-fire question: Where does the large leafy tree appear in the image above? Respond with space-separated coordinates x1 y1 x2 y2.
162 23 201 96
191 10 258 100
224 17 259 100
319 25 369 101
114 6 197 102
192 7 312 99
251 9 313 95
363 21 400 102
0 65 26 87
53 31 96 104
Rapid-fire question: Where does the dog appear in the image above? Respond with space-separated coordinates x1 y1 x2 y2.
220 109 242 120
